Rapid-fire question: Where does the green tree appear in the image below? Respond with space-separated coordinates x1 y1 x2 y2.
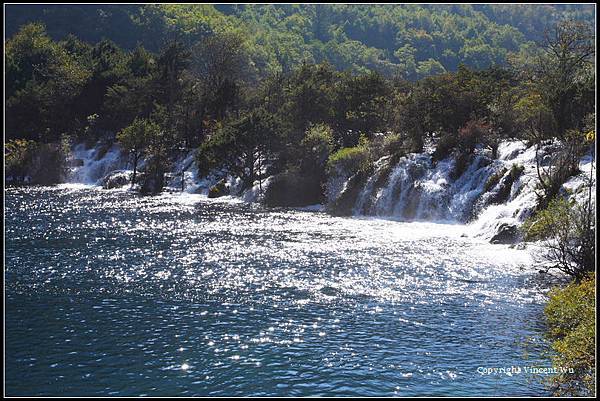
197 108 280 190
535 20 595 138
141 130 170 195
116 117 160 186
191 31 252 121
523 196 595 279
5 23 89 141
300 123 335 178
335 70 390 146
103 45 158 132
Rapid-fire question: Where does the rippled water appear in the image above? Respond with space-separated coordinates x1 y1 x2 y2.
5 185 555 396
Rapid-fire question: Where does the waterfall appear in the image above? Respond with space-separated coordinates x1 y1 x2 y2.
68 142 129 185
351 152 496 222
164 150 202 193
328 140 595 241
68 139 594 242
67 142 235 195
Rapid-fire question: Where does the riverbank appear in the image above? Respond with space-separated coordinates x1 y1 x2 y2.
21 138 581 244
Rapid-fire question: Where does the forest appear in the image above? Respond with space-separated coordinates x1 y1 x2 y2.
5 4 595 78
5 6 595 200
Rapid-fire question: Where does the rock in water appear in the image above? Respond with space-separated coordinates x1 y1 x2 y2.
263 171 323 207
490 223 520 244
69 158 84 167
208 179 230 198
100 170 131 189
140 177 161 195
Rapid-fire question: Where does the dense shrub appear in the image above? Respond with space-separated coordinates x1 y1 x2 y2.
382 133 404 156
458 118 491 153
545 273 596 396
263 170 323 207
523 197 595 279
327 141 371 177
432 133 458 162
5 139 68 185
300 123 334 172
5 139 38 183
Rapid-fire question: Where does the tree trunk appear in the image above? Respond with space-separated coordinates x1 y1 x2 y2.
131 154 138 187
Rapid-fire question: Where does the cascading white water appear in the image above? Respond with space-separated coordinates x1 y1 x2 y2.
352 151 498 222
69 139 594 242
329 140 595 241
69 143 129 185
470 142 541 239
69 142 200 191
67 141 268 199
164 150 201 193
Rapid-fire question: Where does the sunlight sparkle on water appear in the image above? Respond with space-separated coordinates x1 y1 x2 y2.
5 187 555 396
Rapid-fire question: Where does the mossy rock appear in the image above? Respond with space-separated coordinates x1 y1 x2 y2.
328 170 370 216
208 179 230 198
101 171 132 189
450 152 472 180
484 167 507 192
93 143 112 161
490 223 520 244
488 164 524 205
356 163 393 214
139 172 165 195
263 171 324 207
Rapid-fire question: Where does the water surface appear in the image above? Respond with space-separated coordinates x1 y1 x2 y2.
5 186 553 396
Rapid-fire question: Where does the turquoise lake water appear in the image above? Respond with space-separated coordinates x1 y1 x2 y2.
5 185 555 396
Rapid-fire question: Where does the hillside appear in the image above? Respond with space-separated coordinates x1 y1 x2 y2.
5 4 595 79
